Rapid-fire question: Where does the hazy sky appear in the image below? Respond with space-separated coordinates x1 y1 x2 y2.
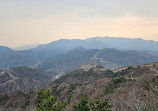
0 0 158 48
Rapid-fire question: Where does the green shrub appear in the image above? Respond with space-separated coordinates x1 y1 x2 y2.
82 69 92 77
25 100 30 106
91 98 112 111
144 82 150 90
17 91 26 96
73 95 112 111
70 84 77 92
36 89 67 111
116 67 134 76
21 100 30 108
105 70 116 77
112 77 127 84
105 86 114 95
105 77 128 95
127 66 133 70
67 83 82 103
73 95 90 111
0 94 9 102
52 85 61 96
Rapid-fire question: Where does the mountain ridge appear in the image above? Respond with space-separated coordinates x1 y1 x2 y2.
1 36 158 70
37 48 158 73
33 36 158 51
0 66 54 93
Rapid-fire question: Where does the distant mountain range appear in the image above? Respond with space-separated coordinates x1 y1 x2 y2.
1 36 158 71
86 37 158 51
37 47 158 73
33 36 158 51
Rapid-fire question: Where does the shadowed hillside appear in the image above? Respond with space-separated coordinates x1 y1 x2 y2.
37 48 158 73
0 66 54 93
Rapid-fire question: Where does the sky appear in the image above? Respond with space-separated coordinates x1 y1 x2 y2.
0 0 158 48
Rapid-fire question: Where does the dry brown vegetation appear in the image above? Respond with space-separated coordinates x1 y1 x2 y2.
1 63 158 111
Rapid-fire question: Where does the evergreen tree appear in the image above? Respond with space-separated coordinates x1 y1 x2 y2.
36 89 67 111
73 95 112 111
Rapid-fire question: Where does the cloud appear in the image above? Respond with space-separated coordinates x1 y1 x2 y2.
1 0 158 20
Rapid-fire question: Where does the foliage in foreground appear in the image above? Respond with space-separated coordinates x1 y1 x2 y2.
36 89 67 111
73 95 112 111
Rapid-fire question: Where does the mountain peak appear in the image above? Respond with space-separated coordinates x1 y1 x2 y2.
79 63 104 71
